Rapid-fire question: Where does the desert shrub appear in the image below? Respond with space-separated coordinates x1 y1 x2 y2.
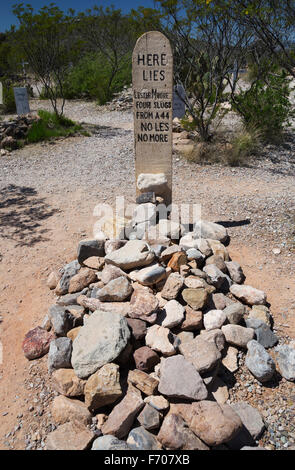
62 53 131 104
231 69 295 141
224 126 262 166
1 81 16 113
26 110 82 143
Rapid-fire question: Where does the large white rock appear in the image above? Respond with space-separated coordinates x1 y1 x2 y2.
105 240 155 270
137 173 168 193
230 284 267 306
194 220 228 243
71 310 130 379
146 325 179 357
132 203 157 225
160 300 185 329
203 310 227 331
158 355 208 400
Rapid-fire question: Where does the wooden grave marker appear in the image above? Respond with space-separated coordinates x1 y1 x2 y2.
132 31 173 205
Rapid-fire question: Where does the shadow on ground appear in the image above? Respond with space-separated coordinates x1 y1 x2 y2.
0 184 58 247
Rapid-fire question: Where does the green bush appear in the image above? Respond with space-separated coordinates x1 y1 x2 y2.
26 109 82 143
2 81 16 113
231 69 295 141
62 53 131 104
225 125 262 166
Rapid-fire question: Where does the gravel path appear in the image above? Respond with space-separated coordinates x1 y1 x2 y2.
1 99 295 266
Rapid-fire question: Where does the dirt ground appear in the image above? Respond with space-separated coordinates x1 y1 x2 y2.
0 101 294 449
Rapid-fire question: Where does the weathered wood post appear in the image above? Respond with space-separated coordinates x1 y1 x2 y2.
132 31 173 206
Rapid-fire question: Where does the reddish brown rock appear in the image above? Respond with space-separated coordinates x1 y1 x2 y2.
161 272 184 300
158 413 209 450
83 256 105 270
101 388 144 438
51 395 92 426
167 251 187 272
159 355 208 401
22 327 55 360
128 288 159 323
67 326 81 342
47 270 62 290
181 307 203 331
52 369 86 397
133 346 160 372
68 268 97 293
177 400 243 446
84 363 122 411
126 318 147 340
179 336 221 374
45 421 94 450
128 369 159 395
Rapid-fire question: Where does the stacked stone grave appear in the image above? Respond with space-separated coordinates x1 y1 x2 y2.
22 178 295 451
0 114 39 151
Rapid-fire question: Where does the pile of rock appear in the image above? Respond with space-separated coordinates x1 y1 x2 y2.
22 189 295 451
0 114 39 152
106 86 133 111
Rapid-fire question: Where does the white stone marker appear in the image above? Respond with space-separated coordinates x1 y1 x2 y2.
13 87 30 115
132 31 173 205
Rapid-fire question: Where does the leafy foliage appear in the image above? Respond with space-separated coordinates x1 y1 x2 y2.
26 110 82 143
231 69 295 140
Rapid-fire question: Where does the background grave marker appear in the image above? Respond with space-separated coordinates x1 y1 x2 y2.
132 31 173 205
173 84 186 119
13 87 30 115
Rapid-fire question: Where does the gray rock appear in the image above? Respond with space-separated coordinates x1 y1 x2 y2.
223 303 245 325
48 337 72 374
127 426 161 450
134 263 167 286
92 435 130 450
56 260 80 295
137 404 161 431
132 203 157 225
56 291 86 306
230 402 265 440
159 355 208 400
225 261 245 284
105 240 155 270
179 336 221 374
186 248 204 263
230 284 266 306
100 265 127 284
245 318 278 349
136 192 156 205
96 276 133 302
245 340 276 382
275 345 295 381
203 264 232 290
152 244 168 258
71 310 130 378
48 305 74 336
77 239 105 265
200 329 226 353
221 324 255 349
